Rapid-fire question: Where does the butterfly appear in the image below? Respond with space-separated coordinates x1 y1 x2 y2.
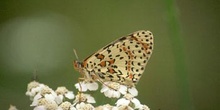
73 30 153 87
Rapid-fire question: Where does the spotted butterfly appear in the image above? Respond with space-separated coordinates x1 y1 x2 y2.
73 30 153 87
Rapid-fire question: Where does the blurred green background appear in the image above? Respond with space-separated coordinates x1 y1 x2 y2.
0 0 219 110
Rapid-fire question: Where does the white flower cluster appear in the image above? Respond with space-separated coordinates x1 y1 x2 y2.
26 81 75 110
25 80 150 110
74 79 150 110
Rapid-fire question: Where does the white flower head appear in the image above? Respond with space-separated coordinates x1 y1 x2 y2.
32 98 58 110
26 81 40 92
40 86 55 95
25 81 46 100
31 86 58 106
44 101 58 110
73 93 96 104
58 101 72 110
75 80 98 92
116 93 143 109
101 81 127 98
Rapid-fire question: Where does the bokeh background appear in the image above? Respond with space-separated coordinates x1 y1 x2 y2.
0 0 219 110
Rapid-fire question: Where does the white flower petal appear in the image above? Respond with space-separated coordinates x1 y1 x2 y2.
104 89 119 98
75 82 88 92
100 85 108 93
29 84 46 97
118 105 134 110
55 95 63 104
86 94 96 103
116 98 130 106
76 102 95 109
70 105 77 110
75 83 81 91
51 90 58 97
101 84 122 98
128 87 138 96
33 93 42 101
139 105 150 110
8 105 18 110
101 82 128 98
118 85 127 95
103 90 111 98
131 98 142 109
25 91 31 96
33 105 46 110
112 106 119 110
96 104 116 110
59 94 64 101
76 102 84 109
57 107 63 110
31 93 42 106
113 91 121 98
65 91 75 99
44 94 55 101
30 86 41 95
87 82 98 91
30 99 39 106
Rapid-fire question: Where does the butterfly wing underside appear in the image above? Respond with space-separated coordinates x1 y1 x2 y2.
81 30 153 87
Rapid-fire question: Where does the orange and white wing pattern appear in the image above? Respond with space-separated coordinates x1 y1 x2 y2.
73 30 153 87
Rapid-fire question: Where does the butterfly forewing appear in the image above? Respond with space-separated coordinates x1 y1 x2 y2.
77 30 153 87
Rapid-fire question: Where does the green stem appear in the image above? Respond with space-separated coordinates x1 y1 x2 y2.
165 0 194 110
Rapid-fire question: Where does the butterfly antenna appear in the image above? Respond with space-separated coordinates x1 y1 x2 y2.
73 48 79 60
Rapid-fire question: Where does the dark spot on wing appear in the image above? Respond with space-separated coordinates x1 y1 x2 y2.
119 37 126 41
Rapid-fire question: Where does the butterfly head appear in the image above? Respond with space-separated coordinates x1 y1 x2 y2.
73 60 82 72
